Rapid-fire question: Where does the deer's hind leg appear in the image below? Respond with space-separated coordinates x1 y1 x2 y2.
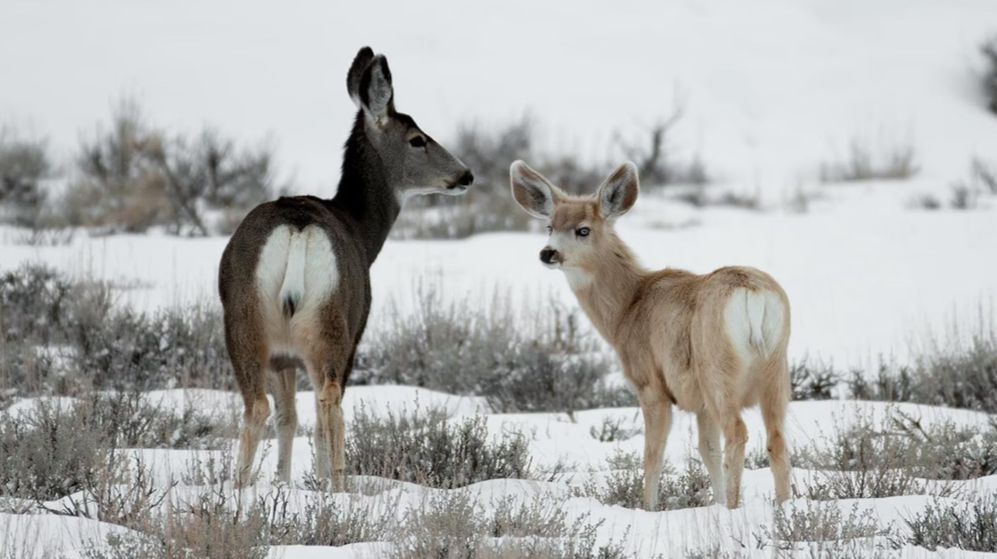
268 360 298 483
302 317 352 492
700 352 749 509
226 307 271 488
696 412 725 504
760 353 792 503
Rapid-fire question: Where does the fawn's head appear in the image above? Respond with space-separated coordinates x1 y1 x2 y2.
510 160 639 274
346 47 473 200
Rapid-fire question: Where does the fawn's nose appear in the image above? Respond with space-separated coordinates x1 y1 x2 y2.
539 248 557 264
457 170 474 186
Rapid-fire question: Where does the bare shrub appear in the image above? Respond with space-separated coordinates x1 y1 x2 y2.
391 490 634 559
902 494 997 552
947 156 997 210
259 485 396 548
614 103 709 187
983 35 997 115
345 403 532 488
760 500 895 559
913 335 997 412
845 363 915 403
84 475 397 557
0 263 233 395
356 283 634 413
0 388 232 507
575 450 712 511
65 98 284 236
820 139 919 182
672 183 759 210
949 182 979 210
790 357 840 401
589 415 642 442
848 328 997 413
744 446 771 470
143 129 282 236
73 303 231 391
87 390 232 450
0 126 52 228
971 157 997 194
0 398 108 502
685 547 749 559
67 99 167 233
795 409 996 501
0 263 80 345
911 193 942 210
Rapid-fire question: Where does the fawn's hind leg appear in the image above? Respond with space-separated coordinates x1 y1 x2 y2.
761 357 792 502
696 412 725 504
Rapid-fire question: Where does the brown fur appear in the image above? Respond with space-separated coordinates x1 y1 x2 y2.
511 160 792 509
219 47 472 489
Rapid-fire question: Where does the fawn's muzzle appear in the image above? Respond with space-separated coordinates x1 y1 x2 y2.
539 248 559 265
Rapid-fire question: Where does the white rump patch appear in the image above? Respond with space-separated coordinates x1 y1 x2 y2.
255 225 339 353
723 289 785 362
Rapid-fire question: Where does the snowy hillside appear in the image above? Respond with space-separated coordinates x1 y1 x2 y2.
2 1 997 558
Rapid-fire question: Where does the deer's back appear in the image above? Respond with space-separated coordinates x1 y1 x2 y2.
618 266 790 411
219 196 372 347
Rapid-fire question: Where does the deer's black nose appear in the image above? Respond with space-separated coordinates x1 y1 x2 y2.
539 248 557 264
457 170 474 186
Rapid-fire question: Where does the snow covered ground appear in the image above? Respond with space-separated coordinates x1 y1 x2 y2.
2 0 997 557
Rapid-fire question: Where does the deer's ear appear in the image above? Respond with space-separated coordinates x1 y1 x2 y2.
510 160 563 218
352 53 394 122
347 46 375 106
596 162 639 220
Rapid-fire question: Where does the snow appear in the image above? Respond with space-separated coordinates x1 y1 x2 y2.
3 0 997 556
3 183 995 369
5 390 997 557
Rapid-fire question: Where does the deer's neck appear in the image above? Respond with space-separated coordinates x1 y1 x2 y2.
330 112 401 267
566 234 646 346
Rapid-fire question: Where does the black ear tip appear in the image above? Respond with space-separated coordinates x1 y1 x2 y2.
357 46 374 58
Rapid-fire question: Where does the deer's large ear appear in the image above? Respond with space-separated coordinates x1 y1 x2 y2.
350 51 394 122
347 46 375 107
510 160 564 218
596 162 639 220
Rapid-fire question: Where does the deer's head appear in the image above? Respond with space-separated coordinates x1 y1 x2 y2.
510 160 639 277
347 47 473 201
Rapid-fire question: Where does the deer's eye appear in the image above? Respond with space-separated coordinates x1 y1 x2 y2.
409 136 427 148
577 227 590 237
546 225 553 235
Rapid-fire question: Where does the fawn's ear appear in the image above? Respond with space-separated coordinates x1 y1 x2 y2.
596 162 639 220
510 160 564 218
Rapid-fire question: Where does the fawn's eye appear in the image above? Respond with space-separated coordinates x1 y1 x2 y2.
409 136 427 148
546 225 553 234
577 227 590 237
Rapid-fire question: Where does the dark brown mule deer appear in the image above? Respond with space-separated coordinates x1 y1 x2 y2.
219 47 473 489
510 160 791 509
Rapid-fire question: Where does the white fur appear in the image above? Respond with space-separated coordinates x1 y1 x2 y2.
563 267 593 289
255 225 339 355
279 230 307 312
297 225 339 316
723 289 784 364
